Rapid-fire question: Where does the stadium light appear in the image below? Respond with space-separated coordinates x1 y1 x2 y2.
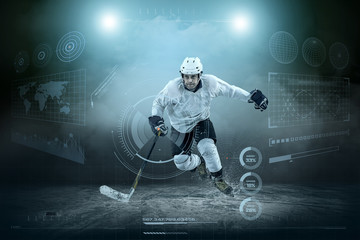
233 16 250 32
101 13 118 32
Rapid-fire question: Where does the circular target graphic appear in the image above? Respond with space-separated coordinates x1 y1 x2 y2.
239 197 262 221
113 96 188 180
33 43 52 68
302 37 326 67
240 172 263 195
329 42 349 70
56 31 85 62
239 147 263 170
14 51 30 73
269 31 298 64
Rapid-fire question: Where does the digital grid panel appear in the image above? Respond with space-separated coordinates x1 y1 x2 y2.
11 69 86 126
268 72 350 128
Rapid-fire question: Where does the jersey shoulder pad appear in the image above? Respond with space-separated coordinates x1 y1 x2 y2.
201 74 221 91
164 77 182 98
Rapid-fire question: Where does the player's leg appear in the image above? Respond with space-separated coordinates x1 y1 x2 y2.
173 153 201 171
197 138 221 173
170 126 201 171
195 119 233 195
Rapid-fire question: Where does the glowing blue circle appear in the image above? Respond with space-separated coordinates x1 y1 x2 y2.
33 43 52 68
56 31 85 62
14 51 30 73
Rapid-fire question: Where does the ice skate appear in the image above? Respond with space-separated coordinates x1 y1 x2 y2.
197 157 208 179
190 157 207 179
212 176 234 197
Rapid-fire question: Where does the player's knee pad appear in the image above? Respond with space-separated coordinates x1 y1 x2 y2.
197 138 217 158
174 154 200 171
197 138 222 173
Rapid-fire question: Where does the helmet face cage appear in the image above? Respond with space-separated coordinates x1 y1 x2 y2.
179 57 203 76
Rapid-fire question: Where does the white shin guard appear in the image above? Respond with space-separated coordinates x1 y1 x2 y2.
197 138 222 173
174 154 201 171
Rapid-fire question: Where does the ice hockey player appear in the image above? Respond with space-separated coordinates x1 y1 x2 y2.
148 57 268 196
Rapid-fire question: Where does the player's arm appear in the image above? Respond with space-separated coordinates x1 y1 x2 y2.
149 87 169 136
211 75 268 111
211 75 250 102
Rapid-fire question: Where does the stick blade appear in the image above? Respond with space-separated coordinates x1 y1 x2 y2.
100 185 130 202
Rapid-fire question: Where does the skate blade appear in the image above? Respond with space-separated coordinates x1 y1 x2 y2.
100 185 130 202
225 187 234 197
199 172 208 179
218 188 234 197
227 192 235 197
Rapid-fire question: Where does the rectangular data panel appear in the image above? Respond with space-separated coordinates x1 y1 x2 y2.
11 69 86 126
11 125 85 164
268 72 350 128
269 146 339 164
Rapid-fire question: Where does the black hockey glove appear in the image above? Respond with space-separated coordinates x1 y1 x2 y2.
148 116 168 136
248 89 268 111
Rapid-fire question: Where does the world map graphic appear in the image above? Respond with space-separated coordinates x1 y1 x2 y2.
18 81 70 115
12 69 86 125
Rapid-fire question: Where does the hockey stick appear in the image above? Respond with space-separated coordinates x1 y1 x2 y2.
100 130 161 202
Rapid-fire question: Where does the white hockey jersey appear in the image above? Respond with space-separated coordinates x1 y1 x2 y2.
152 74 250 133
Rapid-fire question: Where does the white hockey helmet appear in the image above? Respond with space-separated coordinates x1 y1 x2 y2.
179 57 203 75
